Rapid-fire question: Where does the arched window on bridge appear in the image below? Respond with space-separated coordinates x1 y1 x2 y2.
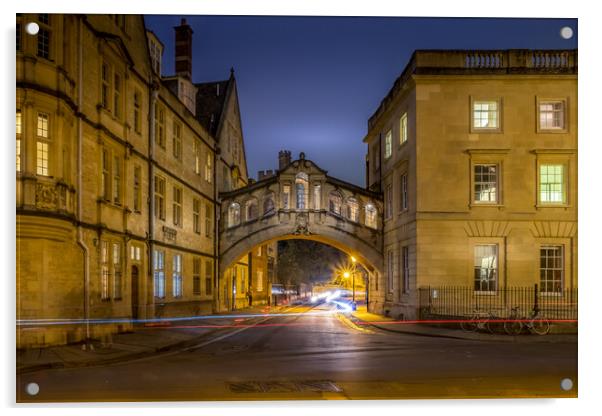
346 197 360 222
263 193 275 215
365 203 377 229
295 172 309 210
329 191 342 215
228 202 240 228
313 184 321 210
245 198 258 222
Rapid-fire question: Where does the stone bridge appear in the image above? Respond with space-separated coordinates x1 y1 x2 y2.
218 153 384 279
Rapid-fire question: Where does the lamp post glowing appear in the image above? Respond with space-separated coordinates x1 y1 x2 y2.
350 256 357 305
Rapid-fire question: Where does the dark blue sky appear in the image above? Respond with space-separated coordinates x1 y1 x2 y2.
145 16 577 186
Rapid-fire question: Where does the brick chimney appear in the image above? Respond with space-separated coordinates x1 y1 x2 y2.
278 150 291 170
174 18 193 80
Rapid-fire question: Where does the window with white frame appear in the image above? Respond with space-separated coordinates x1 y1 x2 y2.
153 249 165 298
16 110 22 172
193 257 201 295
539 101 565 130
173 186 182 227
101 241 110 300
539 164 566 204
384 130 392 159
365 204 377 229
540 245 564 294
400 173 408 211
472 100 500 129
329 191 342 215
474 164 498 203
474 245 498 292
400 113 408 144
173 254 182 298
228 202 241 227
154 176 166 220
113 243 122 299
36 112 50 176
347 198 359 222
130 245 141 261
205 152 212 183
401 246 410 294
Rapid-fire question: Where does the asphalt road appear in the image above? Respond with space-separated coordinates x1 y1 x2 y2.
16 303 578 402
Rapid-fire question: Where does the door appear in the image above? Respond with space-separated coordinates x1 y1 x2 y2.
131 265 139 320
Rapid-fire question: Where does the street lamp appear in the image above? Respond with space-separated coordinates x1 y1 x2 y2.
350 256 357 306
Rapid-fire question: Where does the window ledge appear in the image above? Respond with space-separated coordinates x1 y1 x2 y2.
470 203 504 209
535 203 572 209
474 291 498 296
537 128 569 134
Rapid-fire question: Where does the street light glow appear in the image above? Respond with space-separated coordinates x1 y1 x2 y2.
351 256 357 263
343 271 350 278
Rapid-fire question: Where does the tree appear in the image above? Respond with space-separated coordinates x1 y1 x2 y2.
276 240 346 286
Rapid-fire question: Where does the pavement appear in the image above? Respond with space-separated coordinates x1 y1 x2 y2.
348 305 578 343
16 304 297 374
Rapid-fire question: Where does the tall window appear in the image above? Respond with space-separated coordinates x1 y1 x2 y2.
540 164 566 204
347 198 359 222
16 111 22 172
101 241 110 300
256 269 264 292
474 164 498 203
539 101 565 130
245 198 258 221
384 183 392 220
365 204 377 229
205 152 212 183
193 198 201 234
474 245 498 292
113 73 122 118
173 186 182 227
313 184 321 210
401 246 410 294
387 250 394 294
540 246 563 294
155 103 165 148
172 121 182 160
154 176 165 220
101 149 110 200
193 257 201 295
205 259 213 296
193 140 201 175
400 112 408 144
228 202 241 227
384 130 392 159
130 245 141 261
101 62 111 110
133 165 141 212
113 243 122 299
133 90 142 133
153 250 165 298
282 185 290 209
472 100 500 129
36 113 50 176
173 254 182 298
295 172 309 210
205 202 212 238
37 15 51 59
329 192 342 215
113 156 121 204
263 194 275 215
400 173 408 211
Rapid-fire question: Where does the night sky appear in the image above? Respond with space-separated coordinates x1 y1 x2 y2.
144 16 577 186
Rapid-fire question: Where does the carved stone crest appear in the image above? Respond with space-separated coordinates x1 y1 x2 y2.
292 211 312 236
36 183 58 210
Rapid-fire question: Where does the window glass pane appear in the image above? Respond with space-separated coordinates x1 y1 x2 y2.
473 245 498 292
540 164 565 203
473 100 499 128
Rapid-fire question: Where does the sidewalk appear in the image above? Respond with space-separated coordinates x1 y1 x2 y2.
17 304 295 374
350 306 577 343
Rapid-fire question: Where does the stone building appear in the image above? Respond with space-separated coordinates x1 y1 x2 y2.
365 49 578 318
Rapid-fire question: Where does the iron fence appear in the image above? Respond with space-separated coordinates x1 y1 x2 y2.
419 285 577 321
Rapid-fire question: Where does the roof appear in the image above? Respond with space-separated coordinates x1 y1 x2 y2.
195 79 231 136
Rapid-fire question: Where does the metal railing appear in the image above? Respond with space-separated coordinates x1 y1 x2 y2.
419 285 577 321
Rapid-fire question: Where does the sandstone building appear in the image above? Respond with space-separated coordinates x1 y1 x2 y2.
365 49 578 318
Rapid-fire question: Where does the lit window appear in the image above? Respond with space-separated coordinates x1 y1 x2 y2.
113 243 122 299
365 204 377 229
155 103 165 148
256 269 264 292
173 254 182 298
173 186 182 226
16 111 22 172
154 176 165 220
539 101 565 130
113 73 122 118
540 164 565 204
384 130 392 159
474 245 498 292
540 246 563 294
295 172 309 210
228 202 241 227
153 250 165 298
193 140 201 174
130 245 141 261
36 113 50 176
400 113 408 144
205 152 212 182
474 164 498 203
133 165 141 212
37 112 48 138
113 156 121 204
346 198 359 222
193 198 200 234
329 192 342 215
473 100 499 129
205 202 212 238
101 241 110 300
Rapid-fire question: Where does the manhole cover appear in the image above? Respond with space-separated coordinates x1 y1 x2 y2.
228 380 342 393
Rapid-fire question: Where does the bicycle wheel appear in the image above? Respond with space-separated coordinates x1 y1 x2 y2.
504 319 522 336
486 315 500 334
461 316 478 332
530 317 550 335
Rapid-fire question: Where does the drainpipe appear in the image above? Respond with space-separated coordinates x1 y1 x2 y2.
75 17 91 348
148 85 158 318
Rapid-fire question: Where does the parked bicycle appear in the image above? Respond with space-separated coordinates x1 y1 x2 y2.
460 310 500 334
503 306 550 335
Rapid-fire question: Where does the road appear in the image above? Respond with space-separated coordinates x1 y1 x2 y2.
16 303 577 402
